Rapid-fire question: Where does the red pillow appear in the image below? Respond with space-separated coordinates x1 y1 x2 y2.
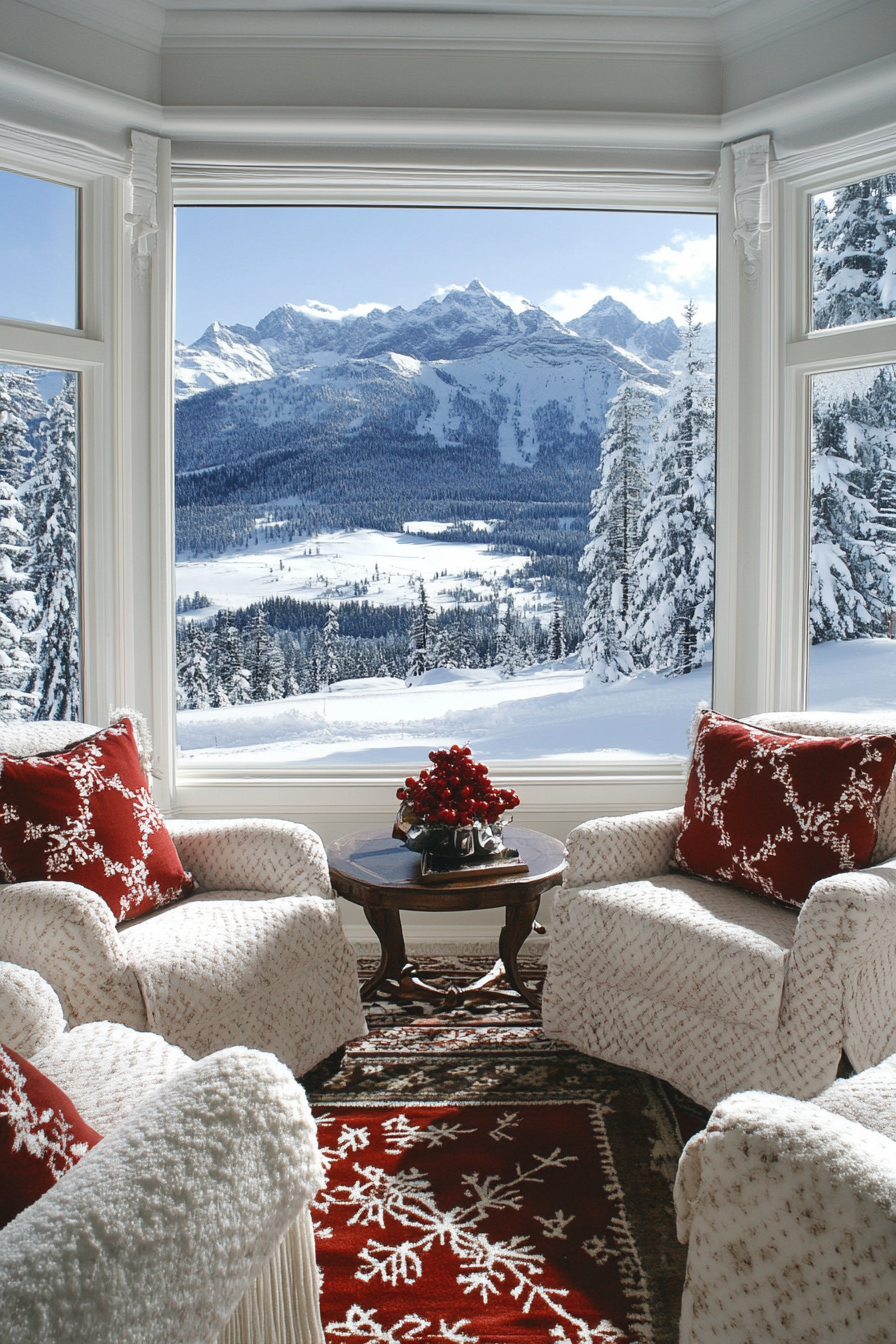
0 1041 101 1228
0 718 192 922
675 711 896 908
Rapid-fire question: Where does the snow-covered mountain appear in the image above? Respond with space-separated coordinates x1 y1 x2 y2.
568 296 681 363
175 282 675 404
173 283 696 548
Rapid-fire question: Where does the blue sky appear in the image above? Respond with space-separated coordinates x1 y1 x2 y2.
175 205 716 346
0 170 78 328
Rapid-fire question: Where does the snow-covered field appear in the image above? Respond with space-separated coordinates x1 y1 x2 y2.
177 656 714 766
177 525 531 615
175 637 896 769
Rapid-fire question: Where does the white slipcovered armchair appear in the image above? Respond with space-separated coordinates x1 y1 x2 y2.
0 718 367 1076
674 1054 896 1342
0 961 325 1344
542 713 896 1109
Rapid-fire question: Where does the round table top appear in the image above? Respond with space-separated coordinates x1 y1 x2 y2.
327 826 567 913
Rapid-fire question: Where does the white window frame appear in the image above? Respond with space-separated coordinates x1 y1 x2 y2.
778 146 896 709
0 160 117 727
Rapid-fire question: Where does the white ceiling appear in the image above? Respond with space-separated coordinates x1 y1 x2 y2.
17 0 875 55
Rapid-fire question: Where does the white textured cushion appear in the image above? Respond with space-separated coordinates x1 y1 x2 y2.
813 1052 896 1144
33 1022 191 1134
572 874 798 1031
117 889 367 1074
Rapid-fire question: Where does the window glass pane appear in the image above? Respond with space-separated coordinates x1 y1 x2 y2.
174 206 716 767
812 174 896 331
807 363 896 709
0 169 79 328
0 363 81 719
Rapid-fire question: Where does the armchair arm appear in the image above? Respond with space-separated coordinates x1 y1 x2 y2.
676 1090 896 1343
0 882 145 1029
564 807 683 888
792 858 896 972
0 1046 325 1344
0 961 67 1056
166 818 332 898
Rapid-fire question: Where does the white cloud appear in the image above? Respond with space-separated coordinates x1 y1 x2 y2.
544 282 715 328
432 283 465 301
491 289 533 314
641 234 716 287
298 299 391 322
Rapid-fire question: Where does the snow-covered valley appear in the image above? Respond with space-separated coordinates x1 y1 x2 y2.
174 637 896 769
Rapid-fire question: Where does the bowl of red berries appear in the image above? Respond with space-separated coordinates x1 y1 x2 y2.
393 745 521 861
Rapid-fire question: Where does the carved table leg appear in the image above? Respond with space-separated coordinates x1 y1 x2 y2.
498 897 542 1007
359 905 407 999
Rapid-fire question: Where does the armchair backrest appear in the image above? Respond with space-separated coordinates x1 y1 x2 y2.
0 720 99 757
749 711 896 863
0 961 67 1056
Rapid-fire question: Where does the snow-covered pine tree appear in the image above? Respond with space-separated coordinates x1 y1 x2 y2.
813 174 896 330
320 604 341 689
809 389 896 642
0 373 38 719
244 608 282 700
497 595 523 678
579 381 651 681
25 377 80 719
549 595 566 661
177 622 211 709
407 581 435 678
214 622 253 703
629 302 715 676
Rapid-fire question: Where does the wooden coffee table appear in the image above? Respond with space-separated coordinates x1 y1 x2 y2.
327 826 567 1007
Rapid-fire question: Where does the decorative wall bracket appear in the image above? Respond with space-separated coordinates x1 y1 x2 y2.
124 130 159 290
730 133 773 291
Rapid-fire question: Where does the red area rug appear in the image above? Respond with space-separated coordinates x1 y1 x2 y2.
313 1101 649 1344
305 955 709 1344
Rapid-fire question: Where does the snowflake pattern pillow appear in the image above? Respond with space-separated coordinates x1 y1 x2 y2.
675 710 896 908
0 718 193 922
0 1041 101 1228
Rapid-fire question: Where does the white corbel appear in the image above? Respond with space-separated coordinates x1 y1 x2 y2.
124 130 159 290
730 133 772 290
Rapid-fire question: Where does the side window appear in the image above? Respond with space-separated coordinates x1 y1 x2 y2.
812 174 896 331
805 170 896 710
0 169 79 330
173 206 716 768
0 365 81 719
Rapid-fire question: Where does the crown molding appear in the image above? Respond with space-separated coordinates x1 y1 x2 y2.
161 10 714 55
712 0 871 59
9 0 166 52
162 104 722 151
720 48 896 157
5 0 882 63
170 161 719 208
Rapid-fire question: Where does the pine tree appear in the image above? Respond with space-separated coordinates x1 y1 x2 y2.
407 581 435 678
629 302 715 676
549 595 567 661
0 374 38 719
177 622 211 709
25 378 80 719
813 175 896 330
320 604 341 688
809 391 896 642
244 609 282 700
497 595 523 678
580 381 650 681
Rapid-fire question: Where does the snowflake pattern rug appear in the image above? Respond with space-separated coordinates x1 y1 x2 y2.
305 955 709 1344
